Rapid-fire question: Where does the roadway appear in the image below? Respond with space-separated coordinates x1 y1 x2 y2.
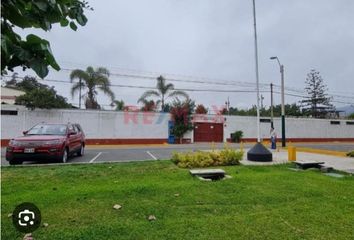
1 142 353 166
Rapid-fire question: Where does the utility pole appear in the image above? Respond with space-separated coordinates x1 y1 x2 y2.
225 97 230 115
270 83 274 129
270 56 286 147
280 65 285 147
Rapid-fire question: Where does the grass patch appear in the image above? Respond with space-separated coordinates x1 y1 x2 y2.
2 161 354 239
347 150 354 157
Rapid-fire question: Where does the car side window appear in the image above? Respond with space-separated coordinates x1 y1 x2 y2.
68 124 75 133
74 124 81 133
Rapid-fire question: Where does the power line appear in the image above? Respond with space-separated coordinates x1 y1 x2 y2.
54 59 354 98
272 84 354 100
1 76 265 93
3 75 354 105
60 67 270 89
272 91 354 105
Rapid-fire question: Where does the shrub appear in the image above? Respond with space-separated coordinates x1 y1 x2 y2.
231 130 243 143
347 151 354 157
171 148 244 168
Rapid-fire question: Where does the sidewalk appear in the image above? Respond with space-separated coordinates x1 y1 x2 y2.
241 149 354 174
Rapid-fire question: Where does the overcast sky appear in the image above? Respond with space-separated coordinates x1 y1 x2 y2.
7 0 354 110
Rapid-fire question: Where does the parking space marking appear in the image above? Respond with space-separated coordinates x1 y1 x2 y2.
89 152 102 163
146 151 157 160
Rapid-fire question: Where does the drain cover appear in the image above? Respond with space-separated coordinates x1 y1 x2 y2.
190 169 225 180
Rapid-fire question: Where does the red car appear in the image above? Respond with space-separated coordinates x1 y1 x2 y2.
6 123 85 165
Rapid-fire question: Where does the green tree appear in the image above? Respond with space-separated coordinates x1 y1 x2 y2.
113 100 125 111
348 113 354 119
6 75 46 92
11 76 71 109
301 69 334 118
170 98 195 143
227 104 303 117
138 75 189 112
16 88 71 110
1 0 91 78
70 66 115 109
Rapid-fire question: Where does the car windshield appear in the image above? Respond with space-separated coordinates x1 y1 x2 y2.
26 124 67 135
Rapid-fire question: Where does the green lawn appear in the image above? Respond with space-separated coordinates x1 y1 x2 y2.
2 161 354 240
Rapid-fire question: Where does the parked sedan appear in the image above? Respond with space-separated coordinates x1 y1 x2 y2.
6 123 85 165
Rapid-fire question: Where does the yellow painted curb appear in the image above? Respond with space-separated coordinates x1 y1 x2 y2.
287 147 347 158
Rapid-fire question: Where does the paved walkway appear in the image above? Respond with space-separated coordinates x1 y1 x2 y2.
241 149 354 174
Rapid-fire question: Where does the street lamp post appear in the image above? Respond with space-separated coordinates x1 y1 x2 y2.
270 56 286 147
247 0 273 162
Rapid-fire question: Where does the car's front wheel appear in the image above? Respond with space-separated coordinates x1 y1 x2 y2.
60 148 68 163
9 160 23 165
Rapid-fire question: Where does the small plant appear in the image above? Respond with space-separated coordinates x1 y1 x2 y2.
231 130 243 143
171 148 244 168
347 151 354 157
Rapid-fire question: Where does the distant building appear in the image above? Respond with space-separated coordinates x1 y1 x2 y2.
0 87 25 105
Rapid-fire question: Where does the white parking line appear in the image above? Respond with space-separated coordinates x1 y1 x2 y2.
146 151 158 160
89 152 102 163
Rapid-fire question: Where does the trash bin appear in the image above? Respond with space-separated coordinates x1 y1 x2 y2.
168 121 175 144
271 136 277 149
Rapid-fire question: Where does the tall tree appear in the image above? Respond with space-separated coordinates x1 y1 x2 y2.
301 69 334 118
1 0 91 78
11 76 71 109
138 75 189 112
70 66 115 109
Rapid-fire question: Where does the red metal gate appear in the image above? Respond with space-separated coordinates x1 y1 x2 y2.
194 123 223 142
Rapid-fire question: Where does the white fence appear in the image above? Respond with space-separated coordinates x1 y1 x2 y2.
1 107 354 142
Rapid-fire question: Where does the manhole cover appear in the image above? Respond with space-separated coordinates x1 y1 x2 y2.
190 169 225 181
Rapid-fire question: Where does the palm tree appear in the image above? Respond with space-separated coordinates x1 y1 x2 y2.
138 75 188 111
113 100 125 111
70 66 115 109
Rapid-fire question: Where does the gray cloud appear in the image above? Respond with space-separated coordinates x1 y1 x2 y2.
11 0 354 109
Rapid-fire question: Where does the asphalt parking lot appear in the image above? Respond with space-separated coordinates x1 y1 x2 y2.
1 142 353 166
0 143 244 166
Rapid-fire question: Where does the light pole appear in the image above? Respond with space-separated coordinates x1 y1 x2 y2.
247 0 272 162
252 0 261 143
270 56 286 147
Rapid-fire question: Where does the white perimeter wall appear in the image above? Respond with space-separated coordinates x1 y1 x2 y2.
1 108 170 140
224 116 354 141
1 108 354 141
